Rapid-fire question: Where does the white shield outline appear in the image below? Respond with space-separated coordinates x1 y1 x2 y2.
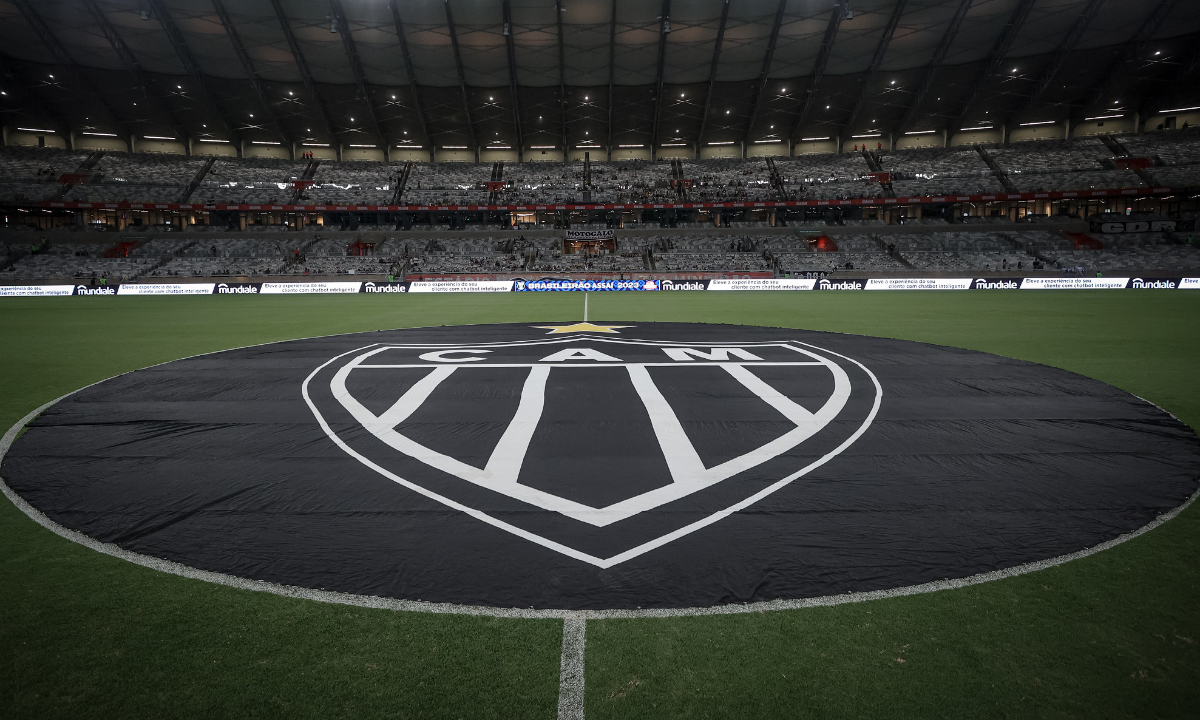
303 335 883 568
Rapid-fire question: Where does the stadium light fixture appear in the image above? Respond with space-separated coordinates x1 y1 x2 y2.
487 145 511 149
1019 120 1056 126
709 141 734 145
443 146 468 149
904 130 936 135
1158 105 1200 113
1 91 6 95
576 144 600 148
531 145 555 149
302 143 330 147
1083 114 1124 121
395 145 423 149
851 133 881 138
800 137 829 141
252 141 281 145
753 139 781 143
959 126 993 131
618 144 643 148
17 127 55 133
82 132 117 137
661 143 687 147
199 139 230 143
144 135 176 140
349 144 375 148
249 114 254 118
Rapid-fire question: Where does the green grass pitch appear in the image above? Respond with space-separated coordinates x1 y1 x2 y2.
2 291 1199 719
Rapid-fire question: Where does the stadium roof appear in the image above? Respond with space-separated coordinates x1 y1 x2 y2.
0 0 1197 155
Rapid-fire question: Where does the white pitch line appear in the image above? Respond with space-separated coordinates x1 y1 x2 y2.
557 614 587 720
583 292 589 322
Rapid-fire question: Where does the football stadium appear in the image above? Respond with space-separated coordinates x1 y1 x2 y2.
2 1 1200 717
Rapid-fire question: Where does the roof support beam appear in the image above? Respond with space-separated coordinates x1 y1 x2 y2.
895 0 974 135
145 0 241 151
649 0 671 161
81 0 188 142
12 0 133 144
743 0 788 149
502 0 524 162
0 52 70 138
388 0 434 161
605 0 616 160
269 0 338 156
557 0 568 160
949 0 1034 132
330 0 387 152
444 0 479 160
1076 0 1179 117
1008 0 1105 122
695 0 731 147
211 0 290 148
842 0 906 135
788 0 846 144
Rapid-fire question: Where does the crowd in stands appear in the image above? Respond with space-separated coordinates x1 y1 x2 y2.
6 224 1196 281
2 128 1197 209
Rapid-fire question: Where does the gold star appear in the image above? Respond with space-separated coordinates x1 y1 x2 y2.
532 322 632 335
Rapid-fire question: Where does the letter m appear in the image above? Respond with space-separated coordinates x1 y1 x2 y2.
662 347 764 362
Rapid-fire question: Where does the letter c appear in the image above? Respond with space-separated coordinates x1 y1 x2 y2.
418 349 491 362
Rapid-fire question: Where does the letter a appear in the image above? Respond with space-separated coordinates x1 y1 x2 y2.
539 348 622 362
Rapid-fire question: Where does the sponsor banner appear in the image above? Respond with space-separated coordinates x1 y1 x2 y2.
117 283 215 296
215 282 262 294
73 284 119 296
0 285 75 297
1019 277 1129 290
259 281 363 294
971 278 1022 290
408 280 513 293
659 279 711 291
708 278 816 291
564 229 615 240
513 278 659 292
1091 220 1177 234
360 281 409 293
816 278 865 290
1126 277 1181 289
1180 278 1200 289
864 278 972 291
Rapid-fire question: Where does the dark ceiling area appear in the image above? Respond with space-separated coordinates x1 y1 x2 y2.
0 0 1197 155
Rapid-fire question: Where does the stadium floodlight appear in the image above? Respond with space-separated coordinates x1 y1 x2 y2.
576 144 601 148
531 145 555 149
349 144 375 148
959 126 992 131
252 141 282 145
1158 105 1200 113
904 130 936 135
82 132 118 137
1083 114 1124 121
661 143 687 147
17 127 55 133
199 138 230 143
302 143 330 147
618 144 644 148
443 146 468 149
486 146 511 149
709 141 734 145
144 136 176 140
851 133 881 138
800 137 829 141
394 146 423 149
1019 120 1056 126
753 139 781 143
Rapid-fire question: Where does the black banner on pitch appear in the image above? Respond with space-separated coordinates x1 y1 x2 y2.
5 322 1196 610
